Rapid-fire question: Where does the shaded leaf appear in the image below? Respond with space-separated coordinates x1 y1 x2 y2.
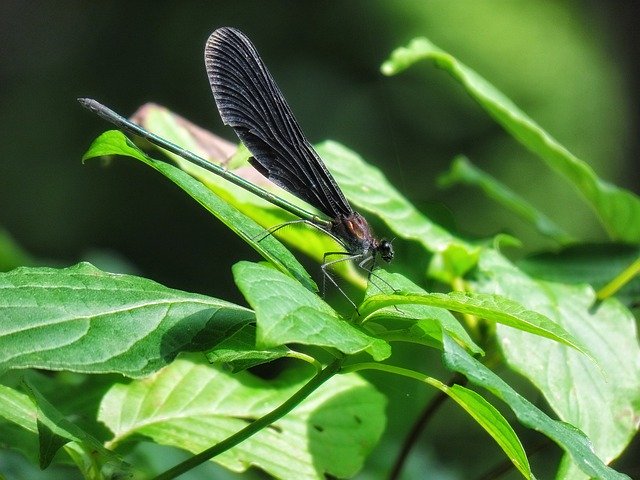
206 324 290 373
518 244 640 307
0 383 132 478
439 382 532 479
439 155 573 243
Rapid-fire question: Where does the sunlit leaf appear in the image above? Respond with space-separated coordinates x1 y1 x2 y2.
233 261 391 361
0 263 253 377
476 250 640 473
99 358 386 479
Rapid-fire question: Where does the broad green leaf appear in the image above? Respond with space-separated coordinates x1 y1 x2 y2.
363 270 482 355
518 244 640 307
439 156 573 243
99 357 386 479
435 381 532 479
441 335 630 480
206 324 291 373
476 250 640 473
233 261 391 361
359 289 589 357
0 263 253 377
83 130 316 292
382 37 640 243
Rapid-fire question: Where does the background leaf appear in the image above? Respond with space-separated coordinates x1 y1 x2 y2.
0 383 132 478
382 37 640 243
439 155 573 243
440 383 532 479
442 334 630 480
518 244 640 307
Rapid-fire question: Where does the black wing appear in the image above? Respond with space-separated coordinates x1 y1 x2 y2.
204 27 353 219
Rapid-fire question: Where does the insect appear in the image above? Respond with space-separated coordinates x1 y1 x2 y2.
79 27 393 309
205 28 393 303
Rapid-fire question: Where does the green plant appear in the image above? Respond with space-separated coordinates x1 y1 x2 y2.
1 36 638 480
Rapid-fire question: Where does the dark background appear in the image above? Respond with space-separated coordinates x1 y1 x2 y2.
1 1 638 478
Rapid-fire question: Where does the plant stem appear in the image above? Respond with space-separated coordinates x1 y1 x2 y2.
152 357 344 480
286 350 323 371
597 256 640 300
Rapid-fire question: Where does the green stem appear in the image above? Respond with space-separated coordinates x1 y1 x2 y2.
153 357 344 480
341 362 445 390
286 350 323 371
597 256 640 300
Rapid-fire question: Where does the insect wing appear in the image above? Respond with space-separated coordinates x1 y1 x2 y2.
205 27 353 220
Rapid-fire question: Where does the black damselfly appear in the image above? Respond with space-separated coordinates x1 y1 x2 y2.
79 27 393 309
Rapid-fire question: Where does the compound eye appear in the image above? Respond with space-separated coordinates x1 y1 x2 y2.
379 239 394 263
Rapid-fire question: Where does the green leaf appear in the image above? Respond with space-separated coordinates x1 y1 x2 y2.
359 289 589 357
441 335 630 480
518 243 640 306
206 324 291 373
439 156 573 243
99 357 386 479
382 37 640 243
476 250 640 473
363 271 483 355
83 130 317 292
23 380 111 470
0 263 253 377
233 261 391 361
0 383 132 478
438 382 532 479
0 228 36 272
